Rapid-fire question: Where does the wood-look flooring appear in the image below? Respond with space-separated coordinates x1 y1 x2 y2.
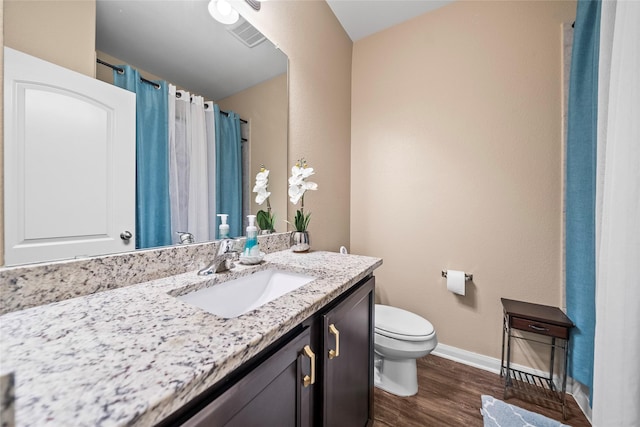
373 355 592 427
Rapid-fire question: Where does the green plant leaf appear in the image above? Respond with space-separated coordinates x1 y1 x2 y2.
256 209 276 232
293 209 311 231
256 210 269 229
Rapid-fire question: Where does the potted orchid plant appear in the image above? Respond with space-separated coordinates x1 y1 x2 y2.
253 165 276 233
288 159 317 252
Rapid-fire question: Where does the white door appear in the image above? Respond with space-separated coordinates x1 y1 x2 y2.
4 47 136 266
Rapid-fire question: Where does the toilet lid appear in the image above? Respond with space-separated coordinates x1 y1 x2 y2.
375 304 435 341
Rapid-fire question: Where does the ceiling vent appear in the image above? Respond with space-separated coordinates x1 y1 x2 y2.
227 18 267 48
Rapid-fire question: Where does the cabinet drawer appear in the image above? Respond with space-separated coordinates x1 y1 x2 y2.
510 317 569 339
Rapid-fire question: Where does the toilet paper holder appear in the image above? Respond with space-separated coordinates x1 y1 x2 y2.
441 270 473 282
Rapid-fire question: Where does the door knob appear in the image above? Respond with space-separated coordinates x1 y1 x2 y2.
120 231 133 241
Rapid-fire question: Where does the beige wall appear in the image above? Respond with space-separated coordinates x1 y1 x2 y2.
4 0 95 77
351 0 576 365
235 0 353 252
219 74 289 232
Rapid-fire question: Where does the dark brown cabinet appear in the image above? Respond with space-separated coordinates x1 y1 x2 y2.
321 278 374 427
181 327 314 427
162 275 375 427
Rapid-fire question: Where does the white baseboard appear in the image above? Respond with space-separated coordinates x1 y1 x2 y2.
432 343 549 378
568 377 593 423
432 343 592 423
432 343 502 374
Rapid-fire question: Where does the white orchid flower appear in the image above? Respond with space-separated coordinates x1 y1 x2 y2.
255 188 271 205
255 169 269 186
253 166 271 205
253 165 276 232
291 165 315 179
288 184 304 205
288 159 318 205
303 181 318 191
256 169 269 180
288 159 318 232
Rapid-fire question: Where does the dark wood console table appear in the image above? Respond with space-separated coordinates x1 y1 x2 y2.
500 298 575 419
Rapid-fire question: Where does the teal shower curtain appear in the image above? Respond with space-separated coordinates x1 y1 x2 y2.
114 66 172 249
565 0 601 400
214 105 243 238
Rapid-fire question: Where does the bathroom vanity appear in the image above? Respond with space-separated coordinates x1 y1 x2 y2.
0 249 381 426
166 275 374 426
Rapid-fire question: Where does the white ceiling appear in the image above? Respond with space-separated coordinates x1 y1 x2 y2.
95 1 451 101
96 0 287 101
327 0 453 41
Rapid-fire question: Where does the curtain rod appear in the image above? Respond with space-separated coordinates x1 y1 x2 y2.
97 58 160 89
97 58 247 125
175 92 248 124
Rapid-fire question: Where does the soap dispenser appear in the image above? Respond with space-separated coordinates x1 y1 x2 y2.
244 215 260 257
218 214 229 239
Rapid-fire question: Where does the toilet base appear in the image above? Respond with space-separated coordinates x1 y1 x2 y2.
374 353 419 397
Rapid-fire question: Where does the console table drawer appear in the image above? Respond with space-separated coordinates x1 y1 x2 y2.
510 317 569 339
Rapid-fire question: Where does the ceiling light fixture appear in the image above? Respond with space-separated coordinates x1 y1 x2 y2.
208 0 240 25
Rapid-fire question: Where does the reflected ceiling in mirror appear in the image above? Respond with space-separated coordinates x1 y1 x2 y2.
96 0 287 100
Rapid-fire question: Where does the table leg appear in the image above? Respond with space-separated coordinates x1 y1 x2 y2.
561 339 570 420
500 313 506 378
505 317 512 390
549 337 556 391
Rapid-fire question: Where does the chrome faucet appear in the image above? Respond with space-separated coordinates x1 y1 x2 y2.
198 239 242 275
176 231 195 244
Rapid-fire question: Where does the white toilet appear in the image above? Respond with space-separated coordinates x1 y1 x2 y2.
374 304 438 397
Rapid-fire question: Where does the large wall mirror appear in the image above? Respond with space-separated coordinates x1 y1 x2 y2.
3 0 288 266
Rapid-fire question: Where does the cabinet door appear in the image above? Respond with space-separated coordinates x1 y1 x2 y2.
182 327 315 427
3 47 136 266
322 277 375 427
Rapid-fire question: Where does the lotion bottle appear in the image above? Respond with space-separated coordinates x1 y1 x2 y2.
218 214 229 239
244 215 259 256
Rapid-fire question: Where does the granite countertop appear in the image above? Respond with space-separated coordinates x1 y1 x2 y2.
0 250 382 427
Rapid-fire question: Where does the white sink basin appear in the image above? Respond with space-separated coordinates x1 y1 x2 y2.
178 269 316 318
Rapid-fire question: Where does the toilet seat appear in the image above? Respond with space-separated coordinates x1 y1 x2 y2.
375 305 435 342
